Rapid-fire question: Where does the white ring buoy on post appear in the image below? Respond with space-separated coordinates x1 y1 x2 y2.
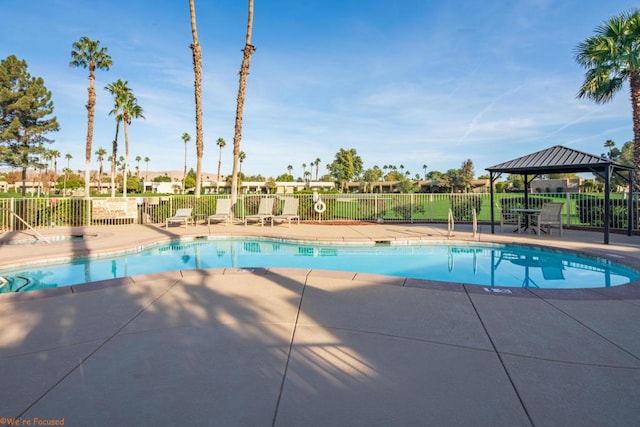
314 200 326 214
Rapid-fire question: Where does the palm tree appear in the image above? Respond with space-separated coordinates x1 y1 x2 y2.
120 91 144 198
189 0 204 197
230 0 256 209
95 147 107 192
287 164 293 176
575 9 640 189
422 164 428 179
216 137 226 183
182 132 191 193
301 163 307 179
65 153 72 169
239 151 247 175
135 155 142 178
70 36 112 198
144 156 150 181
105 79 130 197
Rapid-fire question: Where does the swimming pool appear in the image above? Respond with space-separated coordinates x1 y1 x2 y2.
0 237 638 293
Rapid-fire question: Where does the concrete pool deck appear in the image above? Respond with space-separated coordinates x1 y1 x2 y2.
0 223 639 426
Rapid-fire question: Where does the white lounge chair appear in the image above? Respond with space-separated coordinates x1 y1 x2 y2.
166 208 193 229
272 198 300 227
244 198 274 226
528 202 564 236
207 199 232 230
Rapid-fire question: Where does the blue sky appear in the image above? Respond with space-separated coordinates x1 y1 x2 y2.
1 0 637 180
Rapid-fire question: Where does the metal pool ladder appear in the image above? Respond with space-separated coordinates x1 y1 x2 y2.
2 208 50 244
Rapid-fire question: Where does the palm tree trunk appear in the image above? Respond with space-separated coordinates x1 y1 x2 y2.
85 82 96 199
110 121 120 198
189 0 204 197
123 120 129 198
217 146 223 184
183 141 187 193
231 0 255 209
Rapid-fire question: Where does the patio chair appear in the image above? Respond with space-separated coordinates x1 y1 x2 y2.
496 203 520 232
166 208 193 229
528 202 564 236
244 198 275 226
272 198 300 227
207 198 232 231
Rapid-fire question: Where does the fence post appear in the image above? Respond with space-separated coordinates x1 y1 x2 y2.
10 198 15 231
565 193 571 227
410 193 414 223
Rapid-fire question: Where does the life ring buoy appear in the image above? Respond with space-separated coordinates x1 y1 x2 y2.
314 200 326 214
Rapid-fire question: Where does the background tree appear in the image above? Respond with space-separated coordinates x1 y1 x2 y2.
575 9 640 190
603 139 616 159
327 148 363 192
144 156 150 180
65 153 72 169
70 36 112 198
314 158 321 181
460 159 474 192
230 0 256 209
422 164 428 179
95 147 107 192
215 137 226 184
189 0 204 196
239 150 246 175
50 149 60 178
105 79 129 197
135 155 141 178
120 90 144 198
363 166 383 193
0 55 59 196
182 132 190 192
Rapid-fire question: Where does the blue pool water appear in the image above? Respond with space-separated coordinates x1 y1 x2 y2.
0 238 638 293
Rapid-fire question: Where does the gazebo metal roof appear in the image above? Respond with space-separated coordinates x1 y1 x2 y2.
486 145 633 175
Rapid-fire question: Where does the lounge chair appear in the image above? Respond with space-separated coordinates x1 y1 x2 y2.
528 202 564 236
244 198 275 226
207 199 232 230
166 208 193 229
272 198 300 227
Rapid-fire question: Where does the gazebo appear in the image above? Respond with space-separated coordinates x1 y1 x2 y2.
486 145 635 244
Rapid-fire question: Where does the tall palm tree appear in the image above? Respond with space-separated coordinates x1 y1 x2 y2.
144 156 150 181
120 91 144 198
287 164 293 176
70 37 112 198
105 79 130 197
230 0 256 209
65 153 72 169
216 137 226 183
95 147 107 193
189 0 204 197
422 164 428 179
182 132 191 193
575 9 640 189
